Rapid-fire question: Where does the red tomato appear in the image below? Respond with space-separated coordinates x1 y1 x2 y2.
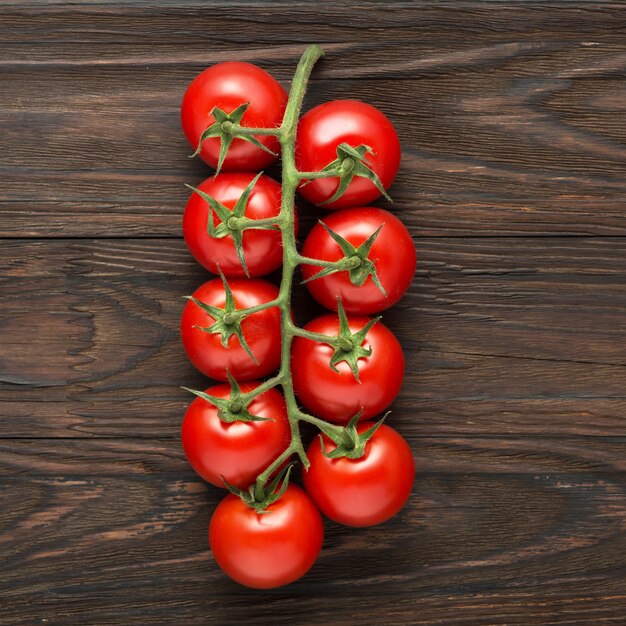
181 62 287 171
304 423 415 527
209 485 323 588
181 278 281 381
291 314 404 423
301 207 415 314
296 100 400 209
183 173 295 277
181 382 290 489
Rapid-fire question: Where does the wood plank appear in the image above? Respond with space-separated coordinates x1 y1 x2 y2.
2 5 626 235
1 438 625 625
1 238 625 438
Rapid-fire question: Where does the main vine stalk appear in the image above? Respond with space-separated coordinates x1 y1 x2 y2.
220 45 348 499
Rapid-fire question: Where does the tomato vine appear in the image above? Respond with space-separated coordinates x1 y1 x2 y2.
180 44 415 587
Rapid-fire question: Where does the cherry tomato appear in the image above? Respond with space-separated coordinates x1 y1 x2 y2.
296 100 400 209
181 382 290 489
209 485 323 588
291 314 404 423
183 173 295 277
181 62 287 171
301 207 415 313
304 423 415 527
181 278 281 381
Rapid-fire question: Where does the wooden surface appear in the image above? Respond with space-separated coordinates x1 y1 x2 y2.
1 2 626 625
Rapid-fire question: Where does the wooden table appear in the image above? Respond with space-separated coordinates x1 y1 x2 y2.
2 3 626 625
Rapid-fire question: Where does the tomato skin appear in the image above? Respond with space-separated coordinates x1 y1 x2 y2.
291 314 404 423
304 423 415 527
183 173 295 277
209 485 323 589
181 382 290 489
301 207 415 313
180 279 281 381
181 62 287 171
296 100 400 209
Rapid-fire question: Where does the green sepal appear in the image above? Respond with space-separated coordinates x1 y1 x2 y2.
329 299 381 381
185 172 266 278
181 372 269 423
320 411 387 460
305 142 392 206
223 463 294 514
302 221 387 297
189 103 276 175
185 269 259 364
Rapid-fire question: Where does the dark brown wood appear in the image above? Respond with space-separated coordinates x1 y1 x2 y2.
2 2 626 625
3 3 626 236
1 438 625 626
1 238 625 438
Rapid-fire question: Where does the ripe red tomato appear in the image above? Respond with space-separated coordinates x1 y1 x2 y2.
301 207 415 314
291 314 404 423
296 100 400 209
180 278 281 381
181 382 290 489
181 62 287 171
303 423 415 527
183 173 295 277
209 485 323 588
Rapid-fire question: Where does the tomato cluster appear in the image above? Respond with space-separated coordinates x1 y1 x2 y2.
178 48 416 589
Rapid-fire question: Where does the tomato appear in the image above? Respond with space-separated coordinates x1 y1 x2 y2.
301 207 415 313
181 61 287 171
209 485 323 588
291 313 404 423
303 423 415 527
181 382 290 489
183 172 295 277
295 100 400 209
181 278 281 381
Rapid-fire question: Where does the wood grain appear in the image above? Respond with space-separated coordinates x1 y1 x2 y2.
2 2 626 624
1 238 625 438
1 438 625 626
2 4 626 235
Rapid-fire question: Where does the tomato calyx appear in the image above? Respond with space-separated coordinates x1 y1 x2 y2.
303 221 387 295
182 373 270 423
190 103 277 174
185 173 280 277
329 300 381 381
185 270 259 364
302 142 392 206
320 411 387 459
224 463 295 514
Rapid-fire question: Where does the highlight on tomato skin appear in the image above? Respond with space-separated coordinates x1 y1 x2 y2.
209 485 324 589
181 61 287 171
180 278 282 382
183 172 295 278
301 206 416 314
296 100 401 209
181 382 291 489
291 313 405 424
303 422 415 527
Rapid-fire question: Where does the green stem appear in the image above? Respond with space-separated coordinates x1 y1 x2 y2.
228 298 280 323
225 45 351 492
260 45 326 477
296 254 361 269
291 325 335 345
241 216 283 230
239 373 283 403
296 409 344 438
228 124 283 137
298 169 341 180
